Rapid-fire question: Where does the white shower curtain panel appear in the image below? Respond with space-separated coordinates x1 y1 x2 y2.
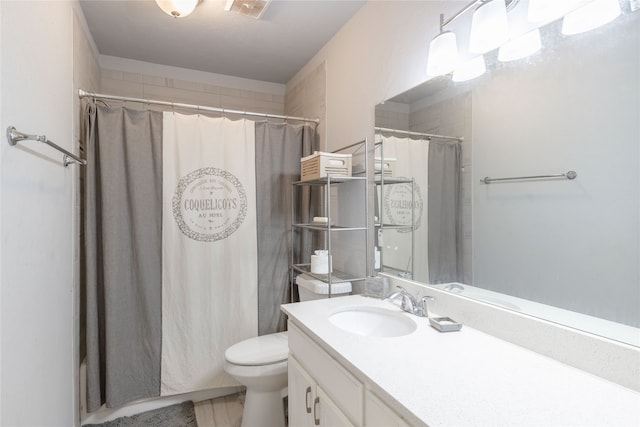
380 136 429 282
161 113 258 395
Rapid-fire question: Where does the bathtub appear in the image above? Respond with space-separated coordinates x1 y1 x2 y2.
79 360 243 425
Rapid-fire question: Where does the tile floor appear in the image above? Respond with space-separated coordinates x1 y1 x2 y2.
194 393 244 427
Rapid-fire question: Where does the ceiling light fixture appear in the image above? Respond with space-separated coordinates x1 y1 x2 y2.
469 0 510 54
155 0 199 18
561 0 622 35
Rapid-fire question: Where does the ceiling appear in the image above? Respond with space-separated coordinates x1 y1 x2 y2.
80 0 366 84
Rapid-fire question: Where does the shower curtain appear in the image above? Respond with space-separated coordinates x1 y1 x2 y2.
254 122 315 334
428 139 462 283
84 105 163 411
83 103 316 410
161 113 258 395
377 135 430 281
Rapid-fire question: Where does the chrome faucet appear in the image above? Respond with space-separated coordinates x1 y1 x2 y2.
384 286 434 318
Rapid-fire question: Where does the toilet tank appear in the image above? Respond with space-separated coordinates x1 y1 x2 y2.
296 274 352 301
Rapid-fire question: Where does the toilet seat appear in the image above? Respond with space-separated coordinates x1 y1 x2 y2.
225 332 288 366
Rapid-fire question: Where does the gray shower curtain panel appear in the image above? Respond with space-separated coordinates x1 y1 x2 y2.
84 105 164 411
428 140 463 283
254 122 316 335
83 104 316 410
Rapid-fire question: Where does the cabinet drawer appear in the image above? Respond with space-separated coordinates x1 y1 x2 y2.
289 322 364 426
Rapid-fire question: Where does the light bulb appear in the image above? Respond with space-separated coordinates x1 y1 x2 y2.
426 31 459 77
498 29 542 62
452 56 486 82
562 0 622 35
155 0 198 18
528 0 582 23
469 0 509 54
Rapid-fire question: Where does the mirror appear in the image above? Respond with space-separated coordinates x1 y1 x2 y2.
374 4 639 347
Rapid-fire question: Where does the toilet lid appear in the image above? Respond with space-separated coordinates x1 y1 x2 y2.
225 332 288 366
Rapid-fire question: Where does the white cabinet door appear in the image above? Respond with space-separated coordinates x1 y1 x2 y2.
289 355 356 427
289 323 364 426
365 390 410 427
289 356 316 427
316 386 356 427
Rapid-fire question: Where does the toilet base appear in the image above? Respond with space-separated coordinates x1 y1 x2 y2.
241 389 286 427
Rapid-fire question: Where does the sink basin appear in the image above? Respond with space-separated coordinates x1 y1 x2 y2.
329 306 417 337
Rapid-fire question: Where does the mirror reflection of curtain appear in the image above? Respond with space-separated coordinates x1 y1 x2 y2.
378 135 462 283
428 140 462 283
378 135 429 281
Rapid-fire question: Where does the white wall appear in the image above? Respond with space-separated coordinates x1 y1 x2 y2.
0 2 3 421
1 1 83 425
287 1 459 151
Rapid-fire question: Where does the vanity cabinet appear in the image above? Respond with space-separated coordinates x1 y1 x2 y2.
288 355 316 426
283 295 640 427
289 355 355 427
365 390 410 427
288 322 412 427
288 322 363 425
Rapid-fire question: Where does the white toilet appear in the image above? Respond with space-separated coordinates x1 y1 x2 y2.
224 274 351 427
224 332 289 427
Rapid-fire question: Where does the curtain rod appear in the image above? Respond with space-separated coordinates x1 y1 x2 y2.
78 89 320 124
375 126 463 142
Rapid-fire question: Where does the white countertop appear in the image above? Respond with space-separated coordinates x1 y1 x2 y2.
282 295 640 427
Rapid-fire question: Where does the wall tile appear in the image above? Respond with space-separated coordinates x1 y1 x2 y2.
141 74 168 87
101 77 144 98
123 72 142 83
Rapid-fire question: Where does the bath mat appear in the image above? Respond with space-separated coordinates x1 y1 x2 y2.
83 401 198 427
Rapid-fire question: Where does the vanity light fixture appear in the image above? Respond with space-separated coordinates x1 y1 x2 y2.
527 0 582 23
426 30 459 77
452 55 487 82
426 0 627 81
561 0 622 35
498 28 542 61
426 0 521 77
155 0 199 18
469 0 510 53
